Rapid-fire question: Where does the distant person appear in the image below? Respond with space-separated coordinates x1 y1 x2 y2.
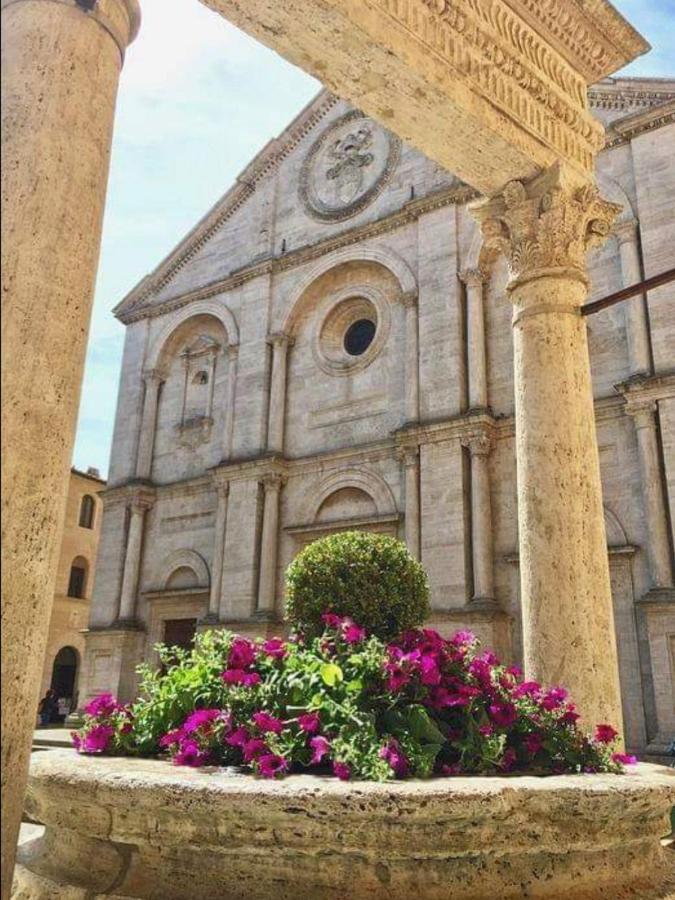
37 689 58 726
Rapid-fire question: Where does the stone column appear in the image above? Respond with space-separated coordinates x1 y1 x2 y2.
117 496 152 624
1 0 139 891
207 482 229 620
615 220 651 377
475 165 624 732
399 446 420 559
266 333 292 455
626 400 673 590
257 474 283 617
402 292 420 422
466 434 495 603
462 269 489 410
223 344 239 461
135 369 164 480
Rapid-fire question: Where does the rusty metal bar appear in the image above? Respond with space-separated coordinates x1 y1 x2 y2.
581 267 675 316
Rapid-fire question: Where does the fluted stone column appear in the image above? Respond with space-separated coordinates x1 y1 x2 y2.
615 220 651 376
266 334 292 455
117 496 153 624
475 165 624 733
466 434 495 603
462 269 489 410
135 369 164 480
1 0 139 890
626 400 673 590
399 447 420 559
223 344 238 461
208 482 229 620
257 474 283 617
402 292 420 422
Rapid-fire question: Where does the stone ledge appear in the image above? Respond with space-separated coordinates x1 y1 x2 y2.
14 751 675 899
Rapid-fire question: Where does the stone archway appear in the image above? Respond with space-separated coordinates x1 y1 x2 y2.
49 646 79 719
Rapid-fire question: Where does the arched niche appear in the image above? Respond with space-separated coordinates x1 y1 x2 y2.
303 468 397 524
161 549 210 591
146 302 239 371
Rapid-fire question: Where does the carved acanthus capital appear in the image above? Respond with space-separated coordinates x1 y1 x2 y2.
267 332 294 351
472 165 622 290
261 472 285 492
624 398 657 429
460 268 487 289
397 445 420 468
464 433 493 458
142 367 165 387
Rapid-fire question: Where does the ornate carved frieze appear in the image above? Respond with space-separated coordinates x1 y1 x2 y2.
299 110 401 222
472 163 621 288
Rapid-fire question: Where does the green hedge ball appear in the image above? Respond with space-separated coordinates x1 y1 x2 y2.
285 531 430 640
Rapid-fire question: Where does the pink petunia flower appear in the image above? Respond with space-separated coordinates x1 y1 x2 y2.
174 739 210 767
159 728 185 749
252 711 284 734
79 724 114 754
221 669 261 687
611 752 638 766
332 761 351 781
419 654 442 686
182 708 224 734
513 681 541 699
84 693 121 718
242 738 268 763
523 733 543 756
309 735 331 765
228 637 257 670
594 723 619 744
540 687 568 710
450 630 476 647
297 712 321 734
488 702 518 728
343 621 367 644
262 637 287 660
379 740 409 778
321 612 345 629
225 726 250 748
500 747 517 771
257 753 289 778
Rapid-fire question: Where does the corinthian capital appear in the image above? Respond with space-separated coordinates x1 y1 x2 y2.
472 164 621 290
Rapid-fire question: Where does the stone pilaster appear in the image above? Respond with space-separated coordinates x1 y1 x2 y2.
473 163 624 733
624 399 673 591
206 481 229 621
615 219 651 377
135 369 164 480
266 333 293 455
256 474 284 617
223 344 239 461
461 269 489 410
402 291 420 423
464 432 495 604
398 446 420 559
0 0 139 889
117 493 154 624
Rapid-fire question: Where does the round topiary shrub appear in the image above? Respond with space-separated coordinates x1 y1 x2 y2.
285 531 430 639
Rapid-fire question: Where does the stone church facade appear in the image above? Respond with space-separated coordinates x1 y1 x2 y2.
81 77 675 756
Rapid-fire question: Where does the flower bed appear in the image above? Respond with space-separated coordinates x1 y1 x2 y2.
73 618 633 780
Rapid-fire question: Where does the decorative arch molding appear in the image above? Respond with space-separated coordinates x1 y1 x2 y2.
596 174 635 227
604 504 630 549
145 300 240 372
278 244 417 335
300 468 397 525
160 549 210 590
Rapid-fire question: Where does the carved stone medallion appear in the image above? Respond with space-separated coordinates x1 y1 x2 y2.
300 110 401 222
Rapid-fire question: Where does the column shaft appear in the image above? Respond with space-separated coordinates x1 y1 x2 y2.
0 0 139 890
223 346 238 461
616 222 651 376
468 437 494 601
118 504 146 622
257 477 282 615
135 372 162 479
400 449 420 559
403 294 420 422
464 273 488 409
631 404 673 588
267 335 291 455
208 484 229 618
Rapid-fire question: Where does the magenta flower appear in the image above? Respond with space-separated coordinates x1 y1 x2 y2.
79 724 114 754
183 708 224 734
175 739 210 767
257 753 289 778
225 726 250 748
419 654 441 686
297 712 321 734
478 724 494 737
500 747 517 771
309 735 331 765
84 693 121 718
559 704 580 725
262 637 287 660
594 724 619 744
242 738 268 763
523 733 543 756
252 711 284 734
450 630 476 647
221 669 261 687
541 687 568 710
384 665 410 692
488 702 518 728
379 740 409 778
343 621 367 644
333 761 351 781
513 681 541 699
71 732 81 751
611 752 637 766
228 637 257 670
321 612 345 629
159 728 185 749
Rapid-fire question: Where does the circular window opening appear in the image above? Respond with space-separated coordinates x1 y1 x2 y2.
344 319 376 356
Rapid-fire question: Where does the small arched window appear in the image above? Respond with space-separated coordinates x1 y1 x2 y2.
192 370 209 385
67 557 88 599
79 494 95 529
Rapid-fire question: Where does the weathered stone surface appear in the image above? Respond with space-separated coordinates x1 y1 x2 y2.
13 751 675 900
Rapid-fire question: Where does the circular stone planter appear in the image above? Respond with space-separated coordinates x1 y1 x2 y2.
14 750 675 900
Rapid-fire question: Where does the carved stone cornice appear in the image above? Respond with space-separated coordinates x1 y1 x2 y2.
605 98 675 149
615 371 675 421
472 163 621 290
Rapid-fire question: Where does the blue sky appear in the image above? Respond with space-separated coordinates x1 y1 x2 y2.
72 0 674 477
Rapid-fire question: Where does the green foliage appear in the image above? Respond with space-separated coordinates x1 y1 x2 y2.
285 531 430 639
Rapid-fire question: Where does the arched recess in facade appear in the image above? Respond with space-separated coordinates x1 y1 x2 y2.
159 548 211 591
139 302 241 477
49 646 80 711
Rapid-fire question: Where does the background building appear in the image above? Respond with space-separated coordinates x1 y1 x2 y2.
38 467 105 721
81 78 674 756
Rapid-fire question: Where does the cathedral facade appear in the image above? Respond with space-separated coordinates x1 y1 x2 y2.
82 78 675 756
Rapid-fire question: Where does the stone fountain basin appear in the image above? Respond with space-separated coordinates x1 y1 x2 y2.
13 750 675 900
